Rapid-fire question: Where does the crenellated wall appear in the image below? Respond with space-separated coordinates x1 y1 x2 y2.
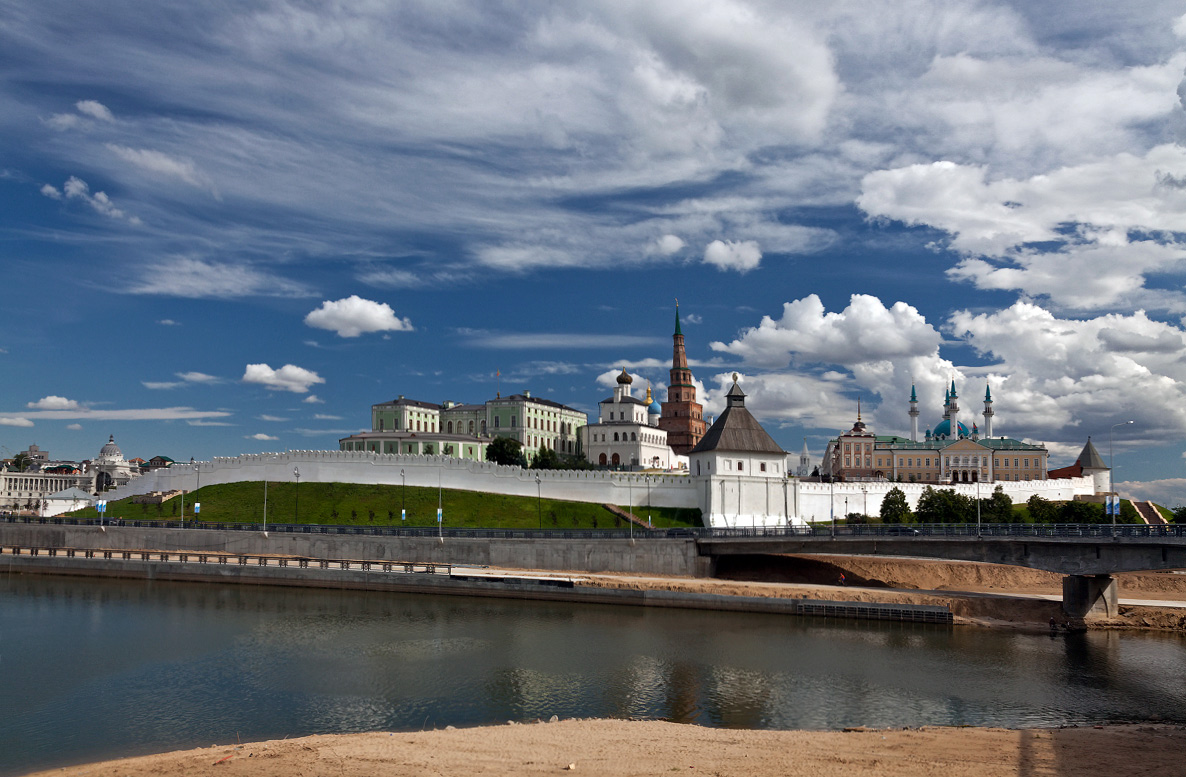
104 450 1104 526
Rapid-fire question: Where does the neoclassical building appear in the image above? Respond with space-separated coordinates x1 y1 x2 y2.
342 391 586 462
823 382 1049 483
580 369 673 469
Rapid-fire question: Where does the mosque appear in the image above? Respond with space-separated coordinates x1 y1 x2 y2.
822 381 1050 484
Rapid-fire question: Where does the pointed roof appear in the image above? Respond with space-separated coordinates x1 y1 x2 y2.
950 379 958 399
1077 437 1107 470
674 303 682 336
689 375 785 455
910 383 917 403
984 383 993 402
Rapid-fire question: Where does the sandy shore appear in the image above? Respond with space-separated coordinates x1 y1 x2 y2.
25 719 1186 777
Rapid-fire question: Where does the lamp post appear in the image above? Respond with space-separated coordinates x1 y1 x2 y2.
1109 420 1133 529
262 475 268 533
400 469 406 522
861 485 868 522
645 476 652 528
976 478 981 537
293 465 300 523
536 475 542 530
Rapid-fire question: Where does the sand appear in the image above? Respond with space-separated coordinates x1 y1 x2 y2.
24 719 1186 777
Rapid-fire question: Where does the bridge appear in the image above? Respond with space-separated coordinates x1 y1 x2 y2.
694 523 1186 619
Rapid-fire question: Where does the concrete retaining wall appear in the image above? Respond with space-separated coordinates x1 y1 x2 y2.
0 523 710 577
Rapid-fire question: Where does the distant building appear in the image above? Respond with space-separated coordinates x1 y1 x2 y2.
93 435 140 491
341 391 586 462
823 382 1049 483
580 369 673 469
658 305 706 454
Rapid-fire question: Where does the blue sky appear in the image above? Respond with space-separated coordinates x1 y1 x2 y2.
3 1 1186 504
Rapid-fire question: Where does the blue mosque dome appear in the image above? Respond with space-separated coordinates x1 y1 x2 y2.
931 419 971 439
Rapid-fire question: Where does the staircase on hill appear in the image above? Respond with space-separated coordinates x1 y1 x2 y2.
1132 500 1166 525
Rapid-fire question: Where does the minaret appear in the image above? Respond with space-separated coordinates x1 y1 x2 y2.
949 379 961 439
908 383 920 442
982 383 994 438
658 303 706 454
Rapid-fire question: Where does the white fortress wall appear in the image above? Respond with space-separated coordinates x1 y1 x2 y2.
795 475 1101 522
107 450 700 511
701 475 803 529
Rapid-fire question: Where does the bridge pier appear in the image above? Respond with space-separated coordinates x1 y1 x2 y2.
1062 574 1118 620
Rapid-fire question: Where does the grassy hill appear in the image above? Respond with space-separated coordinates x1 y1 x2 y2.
69 481 702 530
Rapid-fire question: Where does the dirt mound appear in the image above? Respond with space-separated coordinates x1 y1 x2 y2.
716 554 1186 600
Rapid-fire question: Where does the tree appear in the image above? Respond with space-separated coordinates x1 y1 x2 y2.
1026 494 1058 524
530 445 562 470
880 486 913 524
485 437 527 468
916 486 973 523
10 452 30 472
1172 505 1186 524
1060 499 1103 524
982 486 1014 523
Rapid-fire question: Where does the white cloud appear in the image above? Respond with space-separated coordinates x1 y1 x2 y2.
0 417 34 427
66 423 82 430
57 176 137 222
75 100 113 121
176 371 220 383
1115 478 1186 510
650 234 686 255
246 433 279 441
302 395 325 404
304 295 413 338
9 407 231 421
703 239 762 272
258 414 287 422
107 144 213 192
187 419 235 427
125 256 310 298
1175 14 1186 40
859 145 1186 311
40 184 61 199
27 395 82 411
157 319 180 326
142 381 183 390
313 413 343 420
242 363 325 393
711 294 942 368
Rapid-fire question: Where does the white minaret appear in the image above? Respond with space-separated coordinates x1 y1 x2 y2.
908 383 920 442
949 379 961 439
982 383 994 438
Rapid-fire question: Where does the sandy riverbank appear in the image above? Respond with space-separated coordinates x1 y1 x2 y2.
25 719 1186 777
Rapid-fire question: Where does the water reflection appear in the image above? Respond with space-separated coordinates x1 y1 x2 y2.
2 574 1185 776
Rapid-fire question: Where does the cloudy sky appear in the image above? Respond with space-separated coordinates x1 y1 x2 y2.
2 1 1185 504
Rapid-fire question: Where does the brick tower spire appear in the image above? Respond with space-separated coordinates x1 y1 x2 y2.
659 302 706 454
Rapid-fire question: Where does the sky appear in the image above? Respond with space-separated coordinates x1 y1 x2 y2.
2 1 1186 505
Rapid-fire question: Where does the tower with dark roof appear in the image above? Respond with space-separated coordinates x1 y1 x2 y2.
658 304 706 454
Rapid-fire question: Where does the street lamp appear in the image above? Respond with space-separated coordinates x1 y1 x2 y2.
645 476 651 528
536 475 542 530
1109 420 1133 528
830 477 835 538
400 468 406 522
293 465 300 523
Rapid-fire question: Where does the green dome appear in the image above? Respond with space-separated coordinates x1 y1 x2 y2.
931 419 971 439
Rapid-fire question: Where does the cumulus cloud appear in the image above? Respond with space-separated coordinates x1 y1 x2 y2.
246 433 279 441
703 239 762 272
712 294 942 368
243 363 325 393
302 395 324 404
1116 478 1186 510
650 234 686 256
0 417 34 427
52 176 138 223
142 371 222 390
304 295 413 338
27 395 82 411
66 423 83 430
40 184 61 199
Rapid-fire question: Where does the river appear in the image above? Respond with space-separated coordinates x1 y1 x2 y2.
3 574 1185 776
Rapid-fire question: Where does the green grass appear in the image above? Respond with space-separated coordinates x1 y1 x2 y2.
69 481 702 530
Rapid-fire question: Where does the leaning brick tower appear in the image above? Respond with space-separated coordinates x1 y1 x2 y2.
658 304 706 454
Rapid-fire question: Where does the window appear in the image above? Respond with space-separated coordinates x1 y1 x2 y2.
511 415 517 427
494 417 500 428
760 463 767 472
1024 458 1029 467
447 421 453 433
737 461 744 471
907 458 913 467
925 458 931 467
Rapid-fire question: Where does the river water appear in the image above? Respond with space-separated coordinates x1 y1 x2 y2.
3 574 1185 775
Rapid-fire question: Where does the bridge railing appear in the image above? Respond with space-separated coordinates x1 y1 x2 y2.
2 514 1183 540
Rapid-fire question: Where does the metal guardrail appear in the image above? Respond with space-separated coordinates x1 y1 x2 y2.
796 599 953 624
2 514 1183 540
